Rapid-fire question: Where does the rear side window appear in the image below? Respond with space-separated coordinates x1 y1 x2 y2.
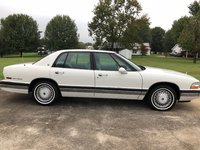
65 52 91 69
54 53 68 68
53 52 91 70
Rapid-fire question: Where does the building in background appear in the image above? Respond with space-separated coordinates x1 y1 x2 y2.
171 44 184 54
119 43 151 59
119 49 133 59
132 43 151 56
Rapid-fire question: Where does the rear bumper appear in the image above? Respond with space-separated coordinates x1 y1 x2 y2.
0 81 29 94
179 90 200 102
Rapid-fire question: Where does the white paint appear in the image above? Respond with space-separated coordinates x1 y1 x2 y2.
1 49 200 101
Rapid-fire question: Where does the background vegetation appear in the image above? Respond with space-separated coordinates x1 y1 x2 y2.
133 55 200 80
88 0 151 50
0 53 199 80
0 14 40 57
0 0 200 58
45 15 79 50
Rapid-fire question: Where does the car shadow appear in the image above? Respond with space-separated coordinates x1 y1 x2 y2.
1 93 148 110
60 97 148 109
2 92 199 112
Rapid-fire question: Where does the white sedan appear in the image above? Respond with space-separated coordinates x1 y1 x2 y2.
0 49 200 111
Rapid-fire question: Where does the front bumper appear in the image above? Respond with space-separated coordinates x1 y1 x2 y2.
179 90 200 101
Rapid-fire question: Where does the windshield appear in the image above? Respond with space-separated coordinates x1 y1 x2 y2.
116 53 142 71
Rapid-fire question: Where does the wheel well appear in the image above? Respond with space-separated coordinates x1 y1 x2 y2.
29 78 60 95
144 82 180 100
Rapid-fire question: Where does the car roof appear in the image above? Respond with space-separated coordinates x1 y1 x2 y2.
56 49 116 54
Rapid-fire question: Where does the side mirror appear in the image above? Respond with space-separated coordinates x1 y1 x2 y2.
119 67 127 74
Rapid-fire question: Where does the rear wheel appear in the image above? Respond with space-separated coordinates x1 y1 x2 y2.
148 85 177 111
32 81 59 105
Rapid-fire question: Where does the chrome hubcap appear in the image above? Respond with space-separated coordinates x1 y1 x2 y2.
156 91 170 105
151 88 174 110
34 83 55 104
38 86 52 100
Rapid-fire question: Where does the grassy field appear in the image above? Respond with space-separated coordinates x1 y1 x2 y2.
132 55 200 80
0 53 200 80
0 53 44 79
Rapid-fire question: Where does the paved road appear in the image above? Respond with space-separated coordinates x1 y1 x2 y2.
1 90 200 150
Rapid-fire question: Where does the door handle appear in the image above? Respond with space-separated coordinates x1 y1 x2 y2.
55 71 64 75
98 73 108 77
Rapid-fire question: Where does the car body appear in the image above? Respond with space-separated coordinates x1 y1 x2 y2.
0 49 200 111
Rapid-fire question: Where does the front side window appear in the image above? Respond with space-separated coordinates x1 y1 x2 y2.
94 53 119 71
111 54 132 71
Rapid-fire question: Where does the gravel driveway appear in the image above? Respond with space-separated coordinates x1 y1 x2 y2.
0 90 200 150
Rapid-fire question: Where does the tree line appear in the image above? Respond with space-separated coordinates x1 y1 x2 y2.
0 0 200 63
0 14 79 57
151 1 200 63
0 0 151 57
88 0 200 63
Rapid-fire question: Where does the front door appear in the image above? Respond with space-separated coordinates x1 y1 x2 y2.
50 52 94 97
94 53 142 100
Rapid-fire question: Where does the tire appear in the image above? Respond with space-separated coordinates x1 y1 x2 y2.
32 81 59 105
148 85 177 111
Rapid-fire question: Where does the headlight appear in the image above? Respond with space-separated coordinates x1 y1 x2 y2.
190 82 200 89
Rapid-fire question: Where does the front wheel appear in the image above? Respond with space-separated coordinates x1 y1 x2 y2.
32 81 59 105
148 85 177 111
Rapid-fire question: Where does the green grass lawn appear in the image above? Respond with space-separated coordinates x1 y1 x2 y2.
132 55 200 80
0 53 44 79
0 53 200 80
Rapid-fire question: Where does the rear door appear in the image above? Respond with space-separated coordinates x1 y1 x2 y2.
50 52 95 97
94 53 142 100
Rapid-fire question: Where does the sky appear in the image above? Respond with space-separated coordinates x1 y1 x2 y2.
0 0 196 42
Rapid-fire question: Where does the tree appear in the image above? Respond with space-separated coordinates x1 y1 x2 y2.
88 0 142 50
0 38 3 57
150 27 165 53
39 38 46 47
140 44 148 56
0 30 3 57
45 15 79 50
0 14 40 57
178 13 200 63
120 16 151 49
177 1 200 63
164 30 175 53
78 42 86 49
169 3 197 50
170 16 189 44
85 42 93 47
188 1 200 16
